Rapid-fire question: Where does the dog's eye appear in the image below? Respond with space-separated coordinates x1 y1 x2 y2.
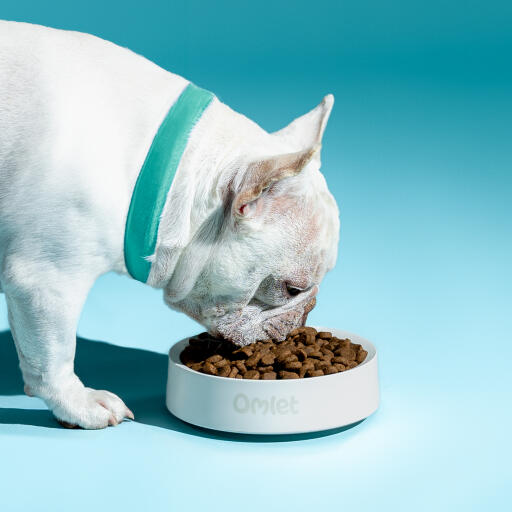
285 283 303 297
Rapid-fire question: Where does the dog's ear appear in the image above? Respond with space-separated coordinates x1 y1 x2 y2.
233 145 319 219
273 94 334 149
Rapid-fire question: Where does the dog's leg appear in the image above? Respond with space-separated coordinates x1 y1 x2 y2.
3 262 134 429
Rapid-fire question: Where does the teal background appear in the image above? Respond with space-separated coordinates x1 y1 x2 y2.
0 1 511 510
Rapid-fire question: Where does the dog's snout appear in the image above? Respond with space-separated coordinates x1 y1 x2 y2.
300 296 317 326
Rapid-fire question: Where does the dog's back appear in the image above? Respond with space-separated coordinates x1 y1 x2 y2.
0 20 184 267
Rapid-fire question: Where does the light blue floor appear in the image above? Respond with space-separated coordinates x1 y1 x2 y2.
1 1 511 511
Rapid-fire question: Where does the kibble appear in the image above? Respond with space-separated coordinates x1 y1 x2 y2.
179 327 368 380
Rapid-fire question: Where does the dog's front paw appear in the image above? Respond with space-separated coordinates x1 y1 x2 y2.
48 385 134 429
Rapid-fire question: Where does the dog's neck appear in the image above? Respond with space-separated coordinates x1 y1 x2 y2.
145 98 269 291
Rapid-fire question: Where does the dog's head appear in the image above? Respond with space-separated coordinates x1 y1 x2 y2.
164 95 339 345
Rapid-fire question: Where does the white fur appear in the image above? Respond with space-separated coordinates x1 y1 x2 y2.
0 21 339 428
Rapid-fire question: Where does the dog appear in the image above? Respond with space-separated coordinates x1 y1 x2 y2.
0 21 340 428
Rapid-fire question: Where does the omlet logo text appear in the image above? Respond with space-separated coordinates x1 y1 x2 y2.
233 393 299 415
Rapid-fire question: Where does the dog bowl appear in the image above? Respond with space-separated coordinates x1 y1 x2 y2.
166 326 379 435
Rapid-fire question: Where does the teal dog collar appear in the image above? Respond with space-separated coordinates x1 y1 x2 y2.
124 83 214 282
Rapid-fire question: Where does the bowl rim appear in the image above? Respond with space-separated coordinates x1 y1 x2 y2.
168 326 377 384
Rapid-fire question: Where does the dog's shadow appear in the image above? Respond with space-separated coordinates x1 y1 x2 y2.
0 330 363 442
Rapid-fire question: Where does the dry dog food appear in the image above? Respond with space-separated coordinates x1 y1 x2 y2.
180 326 367 380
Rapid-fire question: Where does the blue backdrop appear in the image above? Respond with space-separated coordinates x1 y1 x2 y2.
0 1 510 511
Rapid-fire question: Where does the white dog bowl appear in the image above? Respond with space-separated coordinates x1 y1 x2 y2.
166 327 379 435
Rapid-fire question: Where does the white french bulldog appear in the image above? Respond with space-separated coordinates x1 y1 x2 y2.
0 21 340 428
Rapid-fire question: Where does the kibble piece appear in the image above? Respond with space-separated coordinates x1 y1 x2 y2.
260 352 275 365
295 348 308 361
339 342 355 360
242 346 254 357
217 365 231 377
322 353 333 363
307 369 324 377
235 360 247 373
334 363 347 372
276 349 292 363
302 359 315 371
228 367 239 378
261 371 277 380
203 362 218 375
317 331 332 339
340 348 356 361
314 360 331 371
285 361 302 371
232 345 253 358
357 347 368 363
206 354 222 364
295 332 306 343
214 358 229 368
321 347 334 357
244 370 260 380
324 366 338 375
308 350 324 359
235 374 243 379
279 370 300 379
333 356 351 365
246 352 263 368
327 341 338 351
305 334 316 345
